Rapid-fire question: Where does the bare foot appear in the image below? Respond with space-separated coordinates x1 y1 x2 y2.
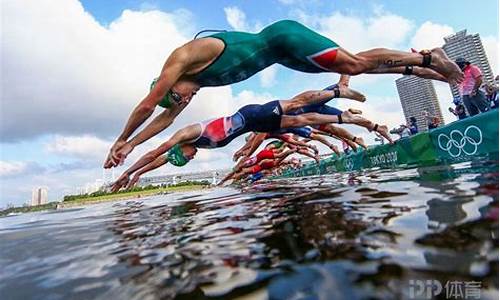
373 124 394 144
348 108 362 114
330 145 341 155
339 86 366 102
353 136 367 149
346 139 358 151
338 74 350 88
412 66 448 82
427 48 464 84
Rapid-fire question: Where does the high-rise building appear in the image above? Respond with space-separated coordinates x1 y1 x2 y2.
443 30 495 99
31 187 48 206
395 76 444 132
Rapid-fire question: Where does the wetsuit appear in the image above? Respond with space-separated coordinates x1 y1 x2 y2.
194 20 340 87
251 160 277 174
191 101 284 148
241 149 276 168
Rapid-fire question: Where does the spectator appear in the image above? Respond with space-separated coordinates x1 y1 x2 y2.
428 117 440 130
455 57 489 116
422 109 434 130
448 98 467 120
408 117 418 134
400 125 411 138
485 83 498 109
390 125 410 139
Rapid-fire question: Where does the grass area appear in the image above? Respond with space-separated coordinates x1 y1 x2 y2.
61 184 208 206
0 202 58 217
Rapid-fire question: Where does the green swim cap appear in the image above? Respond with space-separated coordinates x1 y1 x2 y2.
269 140 284 149
150 78 173 108
166 144 189 167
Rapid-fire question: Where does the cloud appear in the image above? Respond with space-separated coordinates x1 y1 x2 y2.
410 21 455 50
224 6 248 31
259 65 278 88
0 161 45 178
0 161 29 177
45 135 111 159
293 10 414 52
223 6 263 32
1 0 192 142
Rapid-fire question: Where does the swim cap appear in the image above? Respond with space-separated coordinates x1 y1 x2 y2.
166 144 189 167
269 140 284 149
150 78 173 108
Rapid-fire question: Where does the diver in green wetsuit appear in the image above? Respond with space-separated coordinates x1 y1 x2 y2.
104 19 464 169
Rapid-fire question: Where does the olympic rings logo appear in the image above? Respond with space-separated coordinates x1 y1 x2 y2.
344 158 354 171
437 125 483 158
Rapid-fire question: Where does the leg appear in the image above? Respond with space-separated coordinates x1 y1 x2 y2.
279 87 366 114
462 95 479 116
473 92 490 113
310 132 341 155
365 66 448 82
332 48 463 84
280 113 340 128
339 111 394 144
321 124 367 149
297 147 320 163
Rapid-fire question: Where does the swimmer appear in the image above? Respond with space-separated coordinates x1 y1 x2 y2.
104 20 463 168
231 154 298 182
111 87 377 191
220 143 317 185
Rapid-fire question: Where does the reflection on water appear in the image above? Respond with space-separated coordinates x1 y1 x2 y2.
0 159 498 299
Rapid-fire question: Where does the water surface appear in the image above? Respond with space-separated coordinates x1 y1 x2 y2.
1 160 498 299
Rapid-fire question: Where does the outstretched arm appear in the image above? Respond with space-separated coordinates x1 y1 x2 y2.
233 133 256 161
108 103 189 166
243 133 267 158
277 134 318 154
127 156 169 189
105 51 189 168
129 102 188 149
125 124 199 177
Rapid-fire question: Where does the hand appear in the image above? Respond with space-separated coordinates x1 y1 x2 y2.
111 173 130 192
233 150 243 162
127 174 141 189
448 107 454 113
104 140 127 168
114 143 134 166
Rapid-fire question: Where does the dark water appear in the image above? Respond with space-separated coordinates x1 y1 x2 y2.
1 160 498 300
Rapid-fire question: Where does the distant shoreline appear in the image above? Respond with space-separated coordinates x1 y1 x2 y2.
58 184 210 208
0 184 211 216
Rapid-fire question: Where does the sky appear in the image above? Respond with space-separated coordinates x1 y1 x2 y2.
1 0 499 207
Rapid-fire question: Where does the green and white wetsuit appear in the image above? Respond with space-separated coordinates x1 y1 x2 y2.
194 20 340 87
